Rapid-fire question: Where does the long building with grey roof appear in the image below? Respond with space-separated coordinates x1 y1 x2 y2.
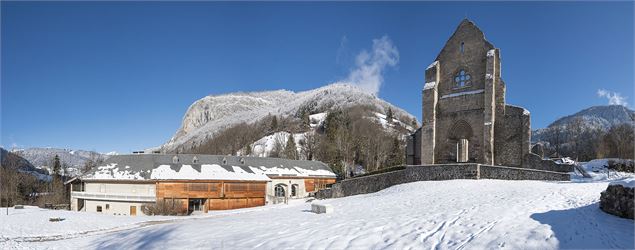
69 154 336 215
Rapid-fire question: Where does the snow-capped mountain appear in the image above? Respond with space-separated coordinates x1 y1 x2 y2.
161 83 418 153
1 147 50 180
12 147 108 176
532 105 635 142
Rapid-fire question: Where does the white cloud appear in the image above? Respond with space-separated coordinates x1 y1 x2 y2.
597 89 628 106
338 35 399 96
335 35 349 65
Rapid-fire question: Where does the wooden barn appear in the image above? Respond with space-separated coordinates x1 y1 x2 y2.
69 154 336 215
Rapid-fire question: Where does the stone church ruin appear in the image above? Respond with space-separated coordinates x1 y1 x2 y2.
406 19 568 173
317 19 573 199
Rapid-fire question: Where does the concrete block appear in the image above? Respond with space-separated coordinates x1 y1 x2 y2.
311 203 333 214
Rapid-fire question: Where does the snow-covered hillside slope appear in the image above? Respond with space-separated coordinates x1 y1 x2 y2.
161 84 418 152
238 111 416 159
5 179 633 249
12 148 109 176
0 147 50 180
533 105 634 142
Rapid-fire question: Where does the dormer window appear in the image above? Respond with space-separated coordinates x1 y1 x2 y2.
240 158 245 165
222 157 227 165
172 156 179 164
454 69 471 88
192 156 198 164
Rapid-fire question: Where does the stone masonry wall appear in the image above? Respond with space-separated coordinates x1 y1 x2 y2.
316 164 570 199
522 153 574 173
479 165 570 181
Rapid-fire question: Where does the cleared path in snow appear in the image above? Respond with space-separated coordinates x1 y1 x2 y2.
4 180 634 249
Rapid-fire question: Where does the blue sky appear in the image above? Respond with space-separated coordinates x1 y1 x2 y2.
1 2 633 153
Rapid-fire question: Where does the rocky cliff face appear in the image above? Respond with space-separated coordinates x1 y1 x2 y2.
161 84 418 153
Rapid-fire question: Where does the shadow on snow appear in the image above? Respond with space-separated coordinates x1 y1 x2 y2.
530 203 634 249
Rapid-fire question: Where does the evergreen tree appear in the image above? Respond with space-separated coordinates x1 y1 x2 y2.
52 155 61 176
52 155 62 184
270 116 278 133
284 133 297 160
386 108 394 123
245 144 252 156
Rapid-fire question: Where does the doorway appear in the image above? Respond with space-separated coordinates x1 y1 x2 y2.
188 199 206 214
456 138 469 162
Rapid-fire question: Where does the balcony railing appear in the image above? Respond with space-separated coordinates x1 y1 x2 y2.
71 191 156 202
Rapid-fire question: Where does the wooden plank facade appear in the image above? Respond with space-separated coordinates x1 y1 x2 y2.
156 180 267 212
304 178 337 193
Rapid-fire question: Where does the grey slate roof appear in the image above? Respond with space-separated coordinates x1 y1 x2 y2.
84 154 335 180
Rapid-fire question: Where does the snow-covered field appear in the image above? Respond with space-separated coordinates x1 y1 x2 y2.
2 179 633 249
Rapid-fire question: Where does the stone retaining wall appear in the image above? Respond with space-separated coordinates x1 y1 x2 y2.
523 153 574 173
316 164 570 199
480 165 570 181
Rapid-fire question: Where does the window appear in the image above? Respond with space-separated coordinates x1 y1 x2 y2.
460 42 465 54
454 70 471 88
97 206 102 212
192 156 198 164
189 183 208 192
228 183 248 192
209 183 219 191
105 204 110 210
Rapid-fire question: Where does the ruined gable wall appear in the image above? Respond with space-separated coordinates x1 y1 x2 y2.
435 21 494 98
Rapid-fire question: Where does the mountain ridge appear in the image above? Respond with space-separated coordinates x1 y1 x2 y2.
160 83 419 153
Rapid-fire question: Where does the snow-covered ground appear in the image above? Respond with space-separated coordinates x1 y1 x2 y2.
2 179 633 249
239 131 307 158
573 159 635 182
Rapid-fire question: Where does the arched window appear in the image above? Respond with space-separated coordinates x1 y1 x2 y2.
275 184 286 197
454 70 471 88
460 42 465 54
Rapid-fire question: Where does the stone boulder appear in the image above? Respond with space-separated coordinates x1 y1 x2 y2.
600 180 634 219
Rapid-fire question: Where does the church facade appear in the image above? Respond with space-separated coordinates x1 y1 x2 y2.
407 19 531 167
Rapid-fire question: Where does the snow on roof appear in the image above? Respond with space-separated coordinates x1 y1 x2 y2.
424 81 437 90
151 164 270 181
426 61 438 70
83 154 335 181
440 89 484 99
609 178 635 188
92 163 145 180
